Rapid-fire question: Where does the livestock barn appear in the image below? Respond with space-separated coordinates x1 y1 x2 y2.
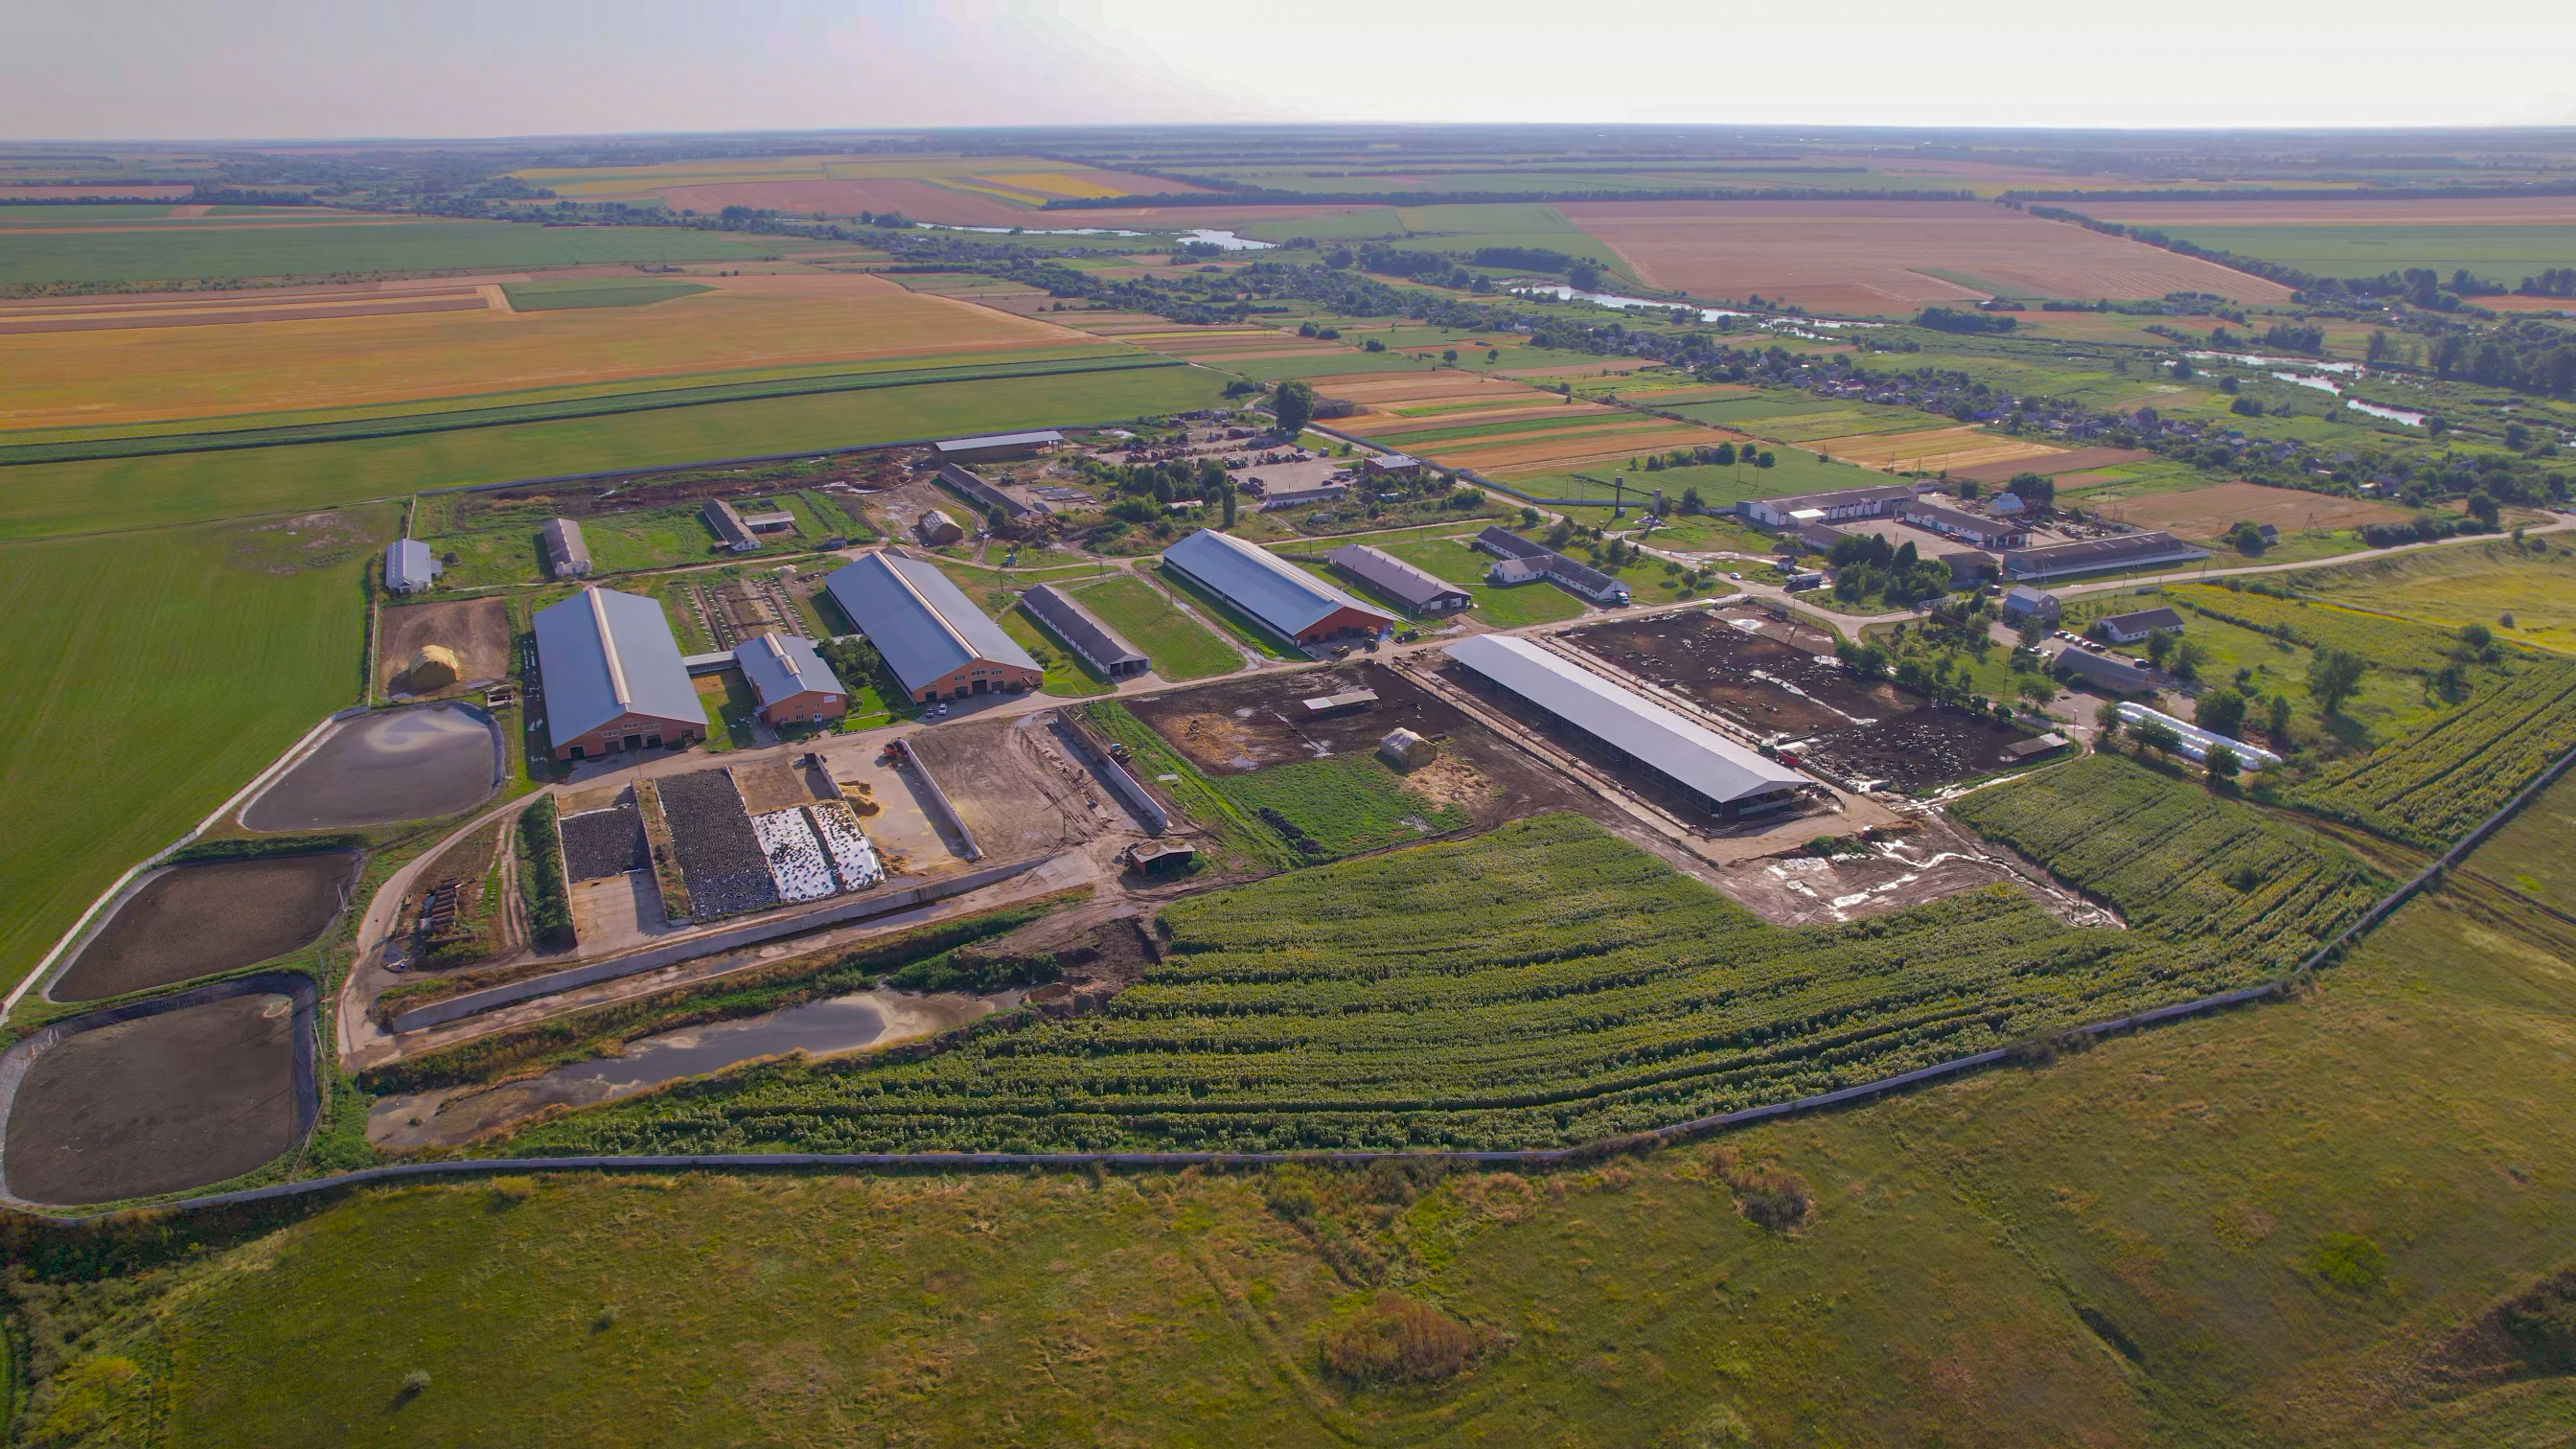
1445 634 1806 819
1022 585 1149 679
823 552 1042 702
384 539 441 595
733 632 848 727
1327 543 1471 614
541 518 592 579
534 586 705 761
1161 528 1393 645
933 430 1062 465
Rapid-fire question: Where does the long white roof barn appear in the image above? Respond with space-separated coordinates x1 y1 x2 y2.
1443 634 1805 809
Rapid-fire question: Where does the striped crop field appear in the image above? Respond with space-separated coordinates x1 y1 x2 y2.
501 780 2374 1156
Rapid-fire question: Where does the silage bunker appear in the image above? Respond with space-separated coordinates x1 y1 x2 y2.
0 974 317 1208
242 702 502 831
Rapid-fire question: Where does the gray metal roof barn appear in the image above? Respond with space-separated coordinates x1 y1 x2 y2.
733 632 845 712
534 586 704 753
1022 585 1149 679
384 539 441 594
541 518 592 579
1327 543 1471 613
1444 634 1805 816
1161 528 1392 644
823 552 1039 698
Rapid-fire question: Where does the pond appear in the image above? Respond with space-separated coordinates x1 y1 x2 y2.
366 986 1012 1149
2347 399 2428 426
2186 351 2364 375
2272 371 2342 394
1181 229 1275 250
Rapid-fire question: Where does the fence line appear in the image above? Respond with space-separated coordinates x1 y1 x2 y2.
21 743 2576 1228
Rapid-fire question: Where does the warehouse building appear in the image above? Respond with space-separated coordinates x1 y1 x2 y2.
1328 543 1471 614
733 632 847 728
1897 500 2027 549
1161 528 1394 645
2004 532 2208 582
1471 526 1629 606
2095 607 2186 645
1741 484 1917 529
384 539 441 594
824 552 1043 702
2052 644 2156 695
534 586 705 761
541 518 592 579
936 463 1033 520
933 430 1062 465
2000 586 2061 626
1445 634 1806 819
703 498 760 553
1022 584 1149 679
914 509 965 545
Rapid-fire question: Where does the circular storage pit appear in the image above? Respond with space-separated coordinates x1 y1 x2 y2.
241 702 502 832
49 852 360 1002
0 975 317 1208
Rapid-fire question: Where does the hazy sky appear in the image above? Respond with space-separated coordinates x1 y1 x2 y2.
6 0 2572 139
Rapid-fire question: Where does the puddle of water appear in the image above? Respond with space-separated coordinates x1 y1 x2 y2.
2186 351 2363 374
1182 229 1275 250
2347 399 2427 426
2272 372 2341 394
368 986 1011 1149
922 223 1144 237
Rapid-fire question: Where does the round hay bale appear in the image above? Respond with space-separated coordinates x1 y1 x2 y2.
402 644 462 692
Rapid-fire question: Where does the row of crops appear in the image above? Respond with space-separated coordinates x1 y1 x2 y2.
505 786 2378 1157
2290 660 2576 849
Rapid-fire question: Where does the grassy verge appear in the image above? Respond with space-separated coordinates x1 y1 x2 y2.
1069 574 1241 681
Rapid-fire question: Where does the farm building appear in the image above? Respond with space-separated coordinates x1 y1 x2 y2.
1938 549 1999 586
914 509 965 545
703 499 760 553
1379 728 1437 769
732 632 847 728
1022 585 1149 680
534 586 705 761
1363 452 1425 477
1470 526 1629 605
1741 485 1915 529
2003 532 2208 582
1445 634 1806 819
936 463 1033 520
2052 645 2155 695
384 539 441 595
1161 528 1394 645
823 552 1043 702
541 518 592 579
2000 586 2061 625
1302 688 1378 719
934 430 1062 465
1897 500 2028 549
1257 481 1350 512
741 510 797 536
2095 607 2186 645
1328 543 1472 614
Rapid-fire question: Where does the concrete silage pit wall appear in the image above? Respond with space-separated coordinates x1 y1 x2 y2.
42 851 363 1004
0 973 321 1210
238 701 506 833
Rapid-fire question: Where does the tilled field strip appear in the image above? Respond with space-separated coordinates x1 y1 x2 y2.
1809 426 2062 470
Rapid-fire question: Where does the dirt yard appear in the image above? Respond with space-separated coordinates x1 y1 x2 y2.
1562 610 2044 793
1560 199 2293 314
52 853 359 1002
380 596 513 698
904 715 1131 859
2088 480 2410 540
1128 661 1591 832
1714 814 2114 928
3 992 305 1205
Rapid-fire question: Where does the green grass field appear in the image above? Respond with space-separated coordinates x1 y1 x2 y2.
1067 574 1242 680
496 278 713 310
2088 221 2576 282
1368 533 1586 626
2289 540 2576 654
0 506 394 994
0 218 789 287
422 494 834 588
0 365 1231 541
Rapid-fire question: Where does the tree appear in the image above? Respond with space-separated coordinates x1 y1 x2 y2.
1521 506 1542 527
984 503 1009 534
1221 481 1237 528
2145 629 2177 668
2172 638 2209 680
2197 690 2247 738
2004 472 2055 510
1271 380 1314 435
2203 743 2241 779
1679 487 1703 514
2267 693 2293 739
1442 349 1459 364
2308 647 2368 716
2095 701 2124 743
1568 260 1602 291
1486 349 1500 362
2467 491 2501 527
2130 721 2183 758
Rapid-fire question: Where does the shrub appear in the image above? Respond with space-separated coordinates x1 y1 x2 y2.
2309 1232 2388 1293
399 1368 432 1398
1320 1294 1482 1384
2501 1268 2576 1371
1706 1145 1814 1231
515 799 574 952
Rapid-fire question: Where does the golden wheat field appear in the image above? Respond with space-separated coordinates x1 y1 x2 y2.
0 273 1100 430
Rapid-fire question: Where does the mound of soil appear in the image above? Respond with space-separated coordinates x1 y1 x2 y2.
4 993 303 1205
52 853 358 1002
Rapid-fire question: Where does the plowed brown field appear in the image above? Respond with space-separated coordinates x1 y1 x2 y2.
0 272 1095 430
2089 480 2409 538
1562 200 2293 314
1950 447 2151 483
